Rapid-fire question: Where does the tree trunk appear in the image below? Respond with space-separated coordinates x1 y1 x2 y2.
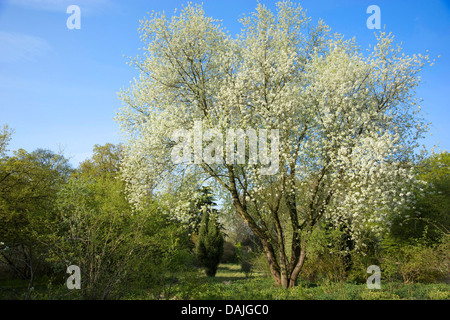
288 246 307 288
261 235 308 289
227 168 308 289
231 192 310 288
260 240 281 286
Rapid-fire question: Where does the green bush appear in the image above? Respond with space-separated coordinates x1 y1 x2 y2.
427 287 450 300
381 236 449 284
250 251 272 278
196 212 224 277
300 225 352 283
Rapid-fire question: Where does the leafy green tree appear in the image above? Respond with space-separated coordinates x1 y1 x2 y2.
380 152 450 284
54 176 145 299
77 143 123 178
132 204 196 299
0 147 72 298
196 212 224 277
49 143 143 299
390 152 450 243
188 186 218 234
0 124 14 157
53 143 195 299
195 188 224 277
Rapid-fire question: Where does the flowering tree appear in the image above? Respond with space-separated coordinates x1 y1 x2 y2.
116 1 431 287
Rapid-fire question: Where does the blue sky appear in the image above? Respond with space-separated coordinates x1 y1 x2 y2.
0 0 449 167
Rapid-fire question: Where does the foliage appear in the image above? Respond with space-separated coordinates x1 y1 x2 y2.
196 209 224 277
77 143 123 178
0 124 14 157
300 224 352 283
51 176 141 299
163 264 450 300
126 204 196 300
390 151 450 243
235 242 254 277
49 143 196 299
381 235 449 284
0 147 72 299
249 251 273 279
382 151 449 285
221 241 238 263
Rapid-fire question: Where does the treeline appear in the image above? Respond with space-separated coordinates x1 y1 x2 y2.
0 124 449 299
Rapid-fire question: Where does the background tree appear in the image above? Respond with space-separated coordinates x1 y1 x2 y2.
172 185 219 236
0 147 72 297
51 143 196 299
390 151 449 243
54 176 144 299
117 1 432 287
77 143 123 178
379 151 449 284
0 124 14 158
195 188 224 277
196 212 224 277
49 143 146 299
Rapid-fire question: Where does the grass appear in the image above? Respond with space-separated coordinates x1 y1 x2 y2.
0 275 59 300
1 263 449 300
166 263 450 300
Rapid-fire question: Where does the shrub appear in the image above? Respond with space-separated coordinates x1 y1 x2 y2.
427 288 450 300
381 236 449 284
249 251 272 278
300 225 352 283
196 212 224 277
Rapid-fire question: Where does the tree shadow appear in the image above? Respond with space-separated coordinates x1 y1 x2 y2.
207 264 259 282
